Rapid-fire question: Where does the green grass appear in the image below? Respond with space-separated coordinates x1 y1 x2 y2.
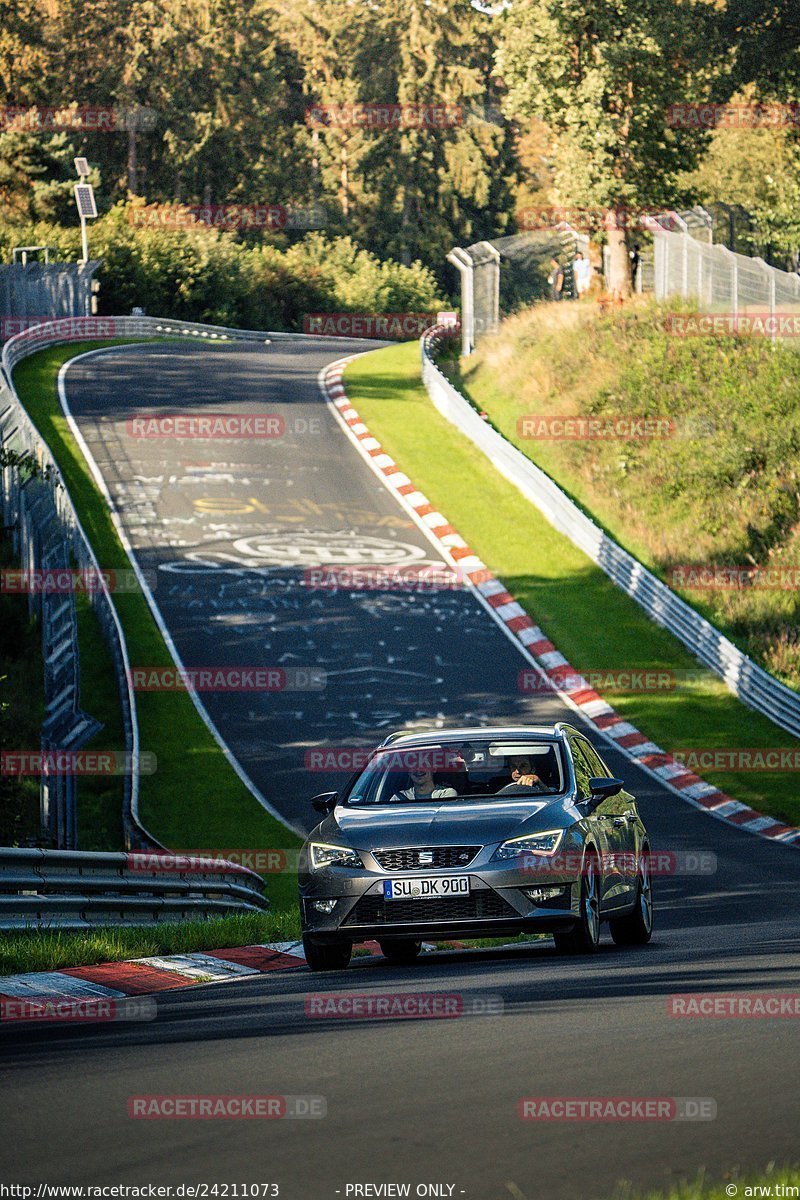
606 1166 800 1200
11 340 301 910
0 910 303 976
453 299 800 690
344 342 800 827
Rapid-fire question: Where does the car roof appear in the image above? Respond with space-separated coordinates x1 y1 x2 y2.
378 724 573 748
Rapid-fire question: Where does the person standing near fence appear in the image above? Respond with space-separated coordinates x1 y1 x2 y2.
548 256 564 301
573 250 592 297
629 243 641 290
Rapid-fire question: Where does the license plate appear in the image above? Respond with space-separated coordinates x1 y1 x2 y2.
383 876 471 900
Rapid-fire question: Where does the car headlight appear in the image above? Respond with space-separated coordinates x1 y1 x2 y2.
492 829 564 860
309 842 364 870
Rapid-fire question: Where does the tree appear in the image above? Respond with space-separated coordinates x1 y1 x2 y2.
722 1 800 97
0 0 49 105
496 0 724 296
682 97 800 268
276 0 518 277
0 128 79 223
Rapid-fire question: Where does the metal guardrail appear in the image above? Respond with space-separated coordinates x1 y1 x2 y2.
0 315 309 857
421 328 800 740
0 847 268 929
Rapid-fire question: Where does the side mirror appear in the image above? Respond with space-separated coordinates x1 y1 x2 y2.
311 791 338 815
588 776 624 801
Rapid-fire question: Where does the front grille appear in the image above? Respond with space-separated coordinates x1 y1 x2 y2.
373 846 480 871
343 889 517 926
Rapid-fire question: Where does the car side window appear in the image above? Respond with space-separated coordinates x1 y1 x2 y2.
576 736 610 780
568 735 594 799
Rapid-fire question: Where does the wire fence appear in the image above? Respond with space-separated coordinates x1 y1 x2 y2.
0 261 100 334
654 228 800 322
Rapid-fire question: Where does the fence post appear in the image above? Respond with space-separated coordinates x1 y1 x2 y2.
753 257 777 344
447 248 475 356
697 247 704 305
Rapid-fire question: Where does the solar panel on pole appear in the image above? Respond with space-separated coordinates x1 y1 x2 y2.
74 184 98 219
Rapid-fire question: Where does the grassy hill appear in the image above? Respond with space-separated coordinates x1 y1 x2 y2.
448 298 800 692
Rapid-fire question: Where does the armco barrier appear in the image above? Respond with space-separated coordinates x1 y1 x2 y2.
0 847 268 929
421 328 800 740
0 315 308 856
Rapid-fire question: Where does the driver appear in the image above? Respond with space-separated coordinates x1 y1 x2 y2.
497 755 548 794
393 765 457 802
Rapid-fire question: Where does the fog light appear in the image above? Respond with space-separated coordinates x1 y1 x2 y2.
311 898 337 914
523 886 564 903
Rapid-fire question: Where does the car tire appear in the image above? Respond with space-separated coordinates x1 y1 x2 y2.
303 935 352 972
379 938 422 965
609 850 653 946
553 851 601 954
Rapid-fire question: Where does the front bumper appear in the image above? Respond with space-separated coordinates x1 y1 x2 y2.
299 859 581 943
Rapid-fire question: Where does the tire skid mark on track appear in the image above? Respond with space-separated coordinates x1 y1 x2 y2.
321 356 800 852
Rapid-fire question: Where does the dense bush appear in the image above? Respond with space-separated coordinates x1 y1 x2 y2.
0 205 447 331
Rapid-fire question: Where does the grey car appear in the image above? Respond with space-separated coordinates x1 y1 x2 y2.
299 723 653 971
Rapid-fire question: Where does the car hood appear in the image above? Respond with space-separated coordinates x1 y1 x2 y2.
318 795 570 851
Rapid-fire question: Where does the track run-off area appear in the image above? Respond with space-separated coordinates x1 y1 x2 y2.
1 338 798 1199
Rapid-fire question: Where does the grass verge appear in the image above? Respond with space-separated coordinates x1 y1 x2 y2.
11 340 301 910
344 342 800 827
0 910 302 976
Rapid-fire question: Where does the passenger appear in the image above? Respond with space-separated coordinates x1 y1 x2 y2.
497 755 548 794
394 766 457 801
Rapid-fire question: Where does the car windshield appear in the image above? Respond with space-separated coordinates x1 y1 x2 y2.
344 739 566 805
